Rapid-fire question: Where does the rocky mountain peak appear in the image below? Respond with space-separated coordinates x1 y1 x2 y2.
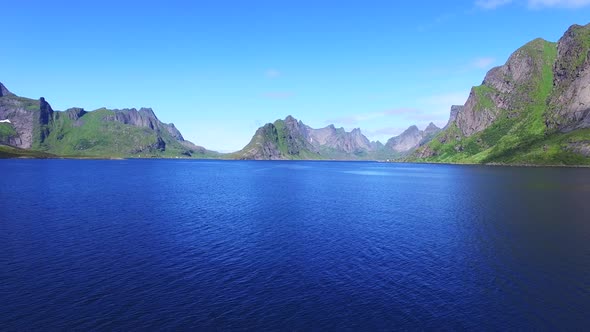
139 107 157 119
385 122 441 154
0 82 14 97
448 105 463 125
65 107 87 121
284 115 297 123
424 122 440 134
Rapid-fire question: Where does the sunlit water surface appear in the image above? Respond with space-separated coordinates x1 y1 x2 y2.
1 160 589 330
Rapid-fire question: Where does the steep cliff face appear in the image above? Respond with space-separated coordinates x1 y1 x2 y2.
455 38 554 137
236 115 375 160
385 126 423 152
546 24 590 131
385 123 441 153
306 124 372 154
38 97 54 143
238 123 284 160
236 116 318 160
443 105 463 130
0 82 215 158
410 23 590 165
102 107 186 141
0 89 43 149
0 83 14 97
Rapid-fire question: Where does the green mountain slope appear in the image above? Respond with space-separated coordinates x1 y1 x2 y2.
409 24 590 165
232 115 387 160
0 83 218 158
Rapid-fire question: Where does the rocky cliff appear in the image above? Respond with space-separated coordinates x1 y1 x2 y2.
546 24 590 131
385 123 441 153
0 92 44 149
235 115 377 160
409 23 590 165
306 124 372 154
0 83 14 97
0 82 216 158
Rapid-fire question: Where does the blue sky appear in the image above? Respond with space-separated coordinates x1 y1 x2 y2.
2 0 590 151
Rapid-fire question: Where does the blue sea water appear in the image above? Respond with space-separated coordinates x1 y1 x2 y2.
1 159 589 330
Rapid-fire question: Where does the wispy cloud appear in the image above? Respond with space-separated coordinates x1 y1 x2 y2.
476 0 513 9
470 57 496 69
528 0 590 8
265 69 281 78
476 0 590 9
422 56 497 77
422 92 470 107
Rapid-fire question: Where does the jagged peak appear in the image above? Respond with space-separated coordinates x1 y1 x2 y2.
0 82 14 97
284 115 298 122
114 108 138 112
65 107 87 121
563 22 590 34
446 105 463 127
139 107 156 116
111 107 158 119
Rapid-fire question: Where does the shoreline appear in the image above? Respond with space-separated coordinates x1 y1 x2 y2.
1 154 589 168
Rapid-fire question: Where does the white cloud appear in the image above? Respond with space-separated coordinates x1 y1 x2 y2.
476 0 513 9
528 0 590 7
422 92 470 107
476 0 590 9
470 57 496 69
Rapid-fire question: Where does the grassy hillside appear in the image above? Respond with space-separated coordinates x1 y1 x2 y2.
0 122 17 142
36 108 219 159
408 39 590 165
0 144 57 159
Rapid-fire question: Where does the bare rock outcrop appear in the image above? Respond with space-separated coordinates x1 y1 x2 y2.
546 24 590 131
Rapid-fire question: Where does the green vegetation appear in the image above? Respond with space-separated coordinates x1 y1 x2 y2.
0 144 57 159
409 39 590 166
472 85 497 111
0 122 17 141
9 96 40 111
39 109 160 157
568 25 590 73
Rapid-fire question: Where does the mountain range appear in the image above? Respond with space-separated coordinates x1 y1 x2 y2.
408 23 590 165
2 23 590 165
230 115 439 160
0 83 218 158
0 83 438 160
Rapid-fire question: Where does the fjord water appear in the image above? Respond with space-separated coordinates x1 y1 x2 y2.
1 160 589 330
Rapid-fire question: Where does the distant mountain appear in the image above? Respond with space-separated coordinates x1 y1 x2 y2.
384 123 441 155
409 23 590 165
234 115 380 160
0 82 217 158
